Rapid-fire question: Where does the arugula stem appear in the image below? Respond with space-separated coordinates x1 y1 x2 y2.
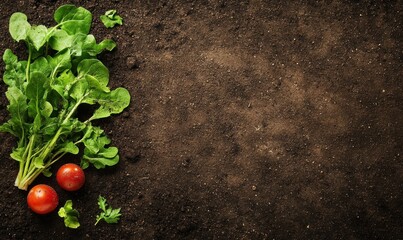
16 162 24 186
95 218 101 226
19 149 68 190
47 152 67 167
39 128 62 160
20 168 42 190
63 97 84 124
15 43 32 188
22 134 36 178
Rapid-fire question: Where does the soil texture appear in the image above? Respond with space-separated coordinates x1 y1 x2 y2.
0 0 402 239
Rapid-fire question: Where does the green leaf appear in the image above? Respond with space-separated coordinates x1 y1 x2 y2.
58 200 80 229
97 195 107 212
82 126 108 154
3 49 26 88
54 4 92 35
95 195 121 225
26 72 48 102
41 117 59 136
56 141 79 155
32 114 42 133
9 12 31 41
47 48 72 79
100 10 123 28
98 39 116 51
31 57 51 77
33 155 45 168
81 126 119 169
98 147 118 158
42 168 52 177
0 122 18 136
4 87 28 138
3 49 18 65
83 138 98 154
90 88 130 121
83 153 119 169
80 90 102 105
90 108 110 120
106 208 122 223
57 69 76 86
60 118 86 133
6 86 27 115
68 33 86 56
52 69 75 98
70 79 89 101
27 25 48 51
80 160 89 170
10 147 26 162
40 101 53 118
48 29 73 51
80 35 116 56
77 59 109 91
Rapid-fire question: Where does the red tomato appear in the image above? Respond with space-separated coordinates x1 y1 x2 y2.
56 163 85 191
27 184 59 214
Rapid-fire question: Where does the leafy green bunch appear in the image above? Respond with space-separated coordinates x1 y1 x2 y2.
0 5 130 190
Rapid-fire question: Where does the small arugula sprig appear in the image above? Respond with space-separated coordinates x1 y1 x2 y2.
95 195 122 225
100 10 123 28
0 5 131 190
58 200 80 229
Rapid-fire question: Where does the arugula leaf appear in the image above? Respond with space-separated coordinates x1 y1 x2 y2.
100 10 123 28
31 57 51 77
95 195 121 225
56 141 80 155
2 49 26 89
58 200 80 229
27 25 48 51
48 29 73 51
68 34 116 58
77 59 110 91
81 126 119 169
26 72 49 102
54 4 92 35
10 147 26 162
2 87 28 138
90 87 130 121
47 48 72 79
82 35 116 56
9 12 31 42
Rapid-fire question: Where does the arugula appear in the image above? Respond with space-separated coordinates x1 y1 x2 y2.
95 195 122 225
100 10 123 28
0 5 130 190
58 200 80 229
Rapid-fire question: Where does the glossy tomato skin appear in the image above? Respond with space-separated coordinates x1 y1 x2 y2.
27 184 59 214
56 163 85 191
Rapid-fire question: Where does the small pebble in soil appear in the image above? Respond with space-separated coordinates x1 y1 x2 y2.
126 55 143 69
122 111 130 118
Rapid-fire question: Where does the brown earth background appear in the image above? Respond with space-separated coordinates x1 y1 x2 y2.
0 0 402 239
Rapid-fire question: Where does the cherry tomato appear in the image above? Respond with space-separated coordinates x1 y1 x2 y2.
56 163 85 191
27 184 59 214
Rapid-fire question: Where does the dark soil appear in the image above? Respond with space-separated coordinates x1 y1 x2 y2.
0 1 402 239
